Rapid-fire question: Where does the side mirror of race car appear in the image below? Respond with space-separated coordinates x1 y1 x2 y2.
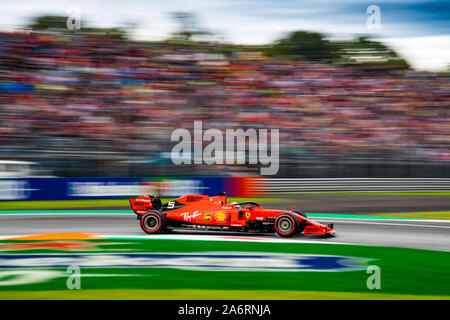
218 191 227 203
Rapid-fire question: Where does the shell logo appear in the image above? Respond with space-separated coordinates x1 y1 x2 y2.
215 211 228 222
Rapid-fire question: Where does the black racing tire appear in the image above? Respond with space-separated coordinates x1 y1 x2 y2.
140 211 166 234
293 210 307 218
274 212 300 237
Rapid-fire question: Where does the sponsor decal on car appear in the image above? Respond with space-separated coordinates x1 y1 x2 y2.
204 213 212 222
215 211 228 222
181 211 201 221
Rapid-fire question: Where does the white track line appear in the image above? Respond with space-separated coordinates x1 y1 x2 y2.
98 233 350 244
0 233 349 244
322 219 450 229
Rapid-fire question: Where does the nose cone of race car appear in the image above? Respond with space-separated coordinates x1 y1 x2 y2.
325 223 336 235
304 220 336 235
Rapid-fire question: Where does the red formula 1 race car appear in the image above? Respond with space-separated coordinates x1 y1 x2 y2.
129 192 335 237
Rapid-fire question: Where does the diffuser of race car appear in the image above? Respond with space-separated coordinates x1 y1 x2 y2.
129 193 335 237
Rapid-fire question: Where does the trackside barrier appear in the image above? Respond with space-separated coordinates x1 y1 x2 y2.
2 177 447 201
0 177 268 201
0 177 227 201
246 178 450 195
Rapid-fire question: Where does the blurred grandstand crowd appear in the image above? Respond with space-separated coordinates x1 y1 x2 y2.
0 31 449 177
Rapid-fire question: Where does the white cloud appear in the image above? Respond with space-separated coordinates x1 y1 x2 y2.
384 35 450 71
0 0 448 70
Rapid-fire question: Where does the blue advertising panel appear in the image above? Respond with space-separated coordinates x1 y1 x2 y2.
0 177 228 201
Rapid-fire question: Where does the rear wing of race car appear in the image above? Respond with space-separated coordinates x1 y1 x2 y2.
129 196 153 214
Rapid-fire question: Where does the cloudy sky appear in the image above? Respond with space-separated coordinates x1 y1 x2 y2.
1 0 449 70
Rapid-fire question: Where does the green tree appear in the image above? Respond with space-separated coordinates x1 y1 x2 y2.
271 31 334 61
28 15 128 39
333 36 410 69
28 15 72 31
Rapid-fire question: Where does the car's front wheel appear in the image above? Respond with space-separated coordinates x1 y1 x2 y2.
274 212 299 237
293 210 307 218
140 211 166 234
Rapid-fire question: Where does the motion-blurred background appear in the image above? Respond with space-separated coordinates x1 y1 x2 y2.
0 2 449 300
0 1 449 181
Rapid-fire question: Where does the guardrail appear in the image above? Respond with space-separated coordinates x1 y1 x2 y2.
247 178 450 194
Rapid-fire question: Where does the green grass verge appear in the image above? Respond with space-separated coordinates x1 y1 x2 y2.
0 239 449 298
0 197 292 211
0 289 448 300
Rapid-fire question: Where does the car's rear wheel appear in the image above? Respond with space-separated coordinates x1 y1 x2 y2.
140 211 166 234
274 212 299 237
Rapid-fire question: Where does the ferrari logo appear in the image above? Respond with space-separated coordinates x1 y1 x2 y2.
245 212 251 219
204 213 211 222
